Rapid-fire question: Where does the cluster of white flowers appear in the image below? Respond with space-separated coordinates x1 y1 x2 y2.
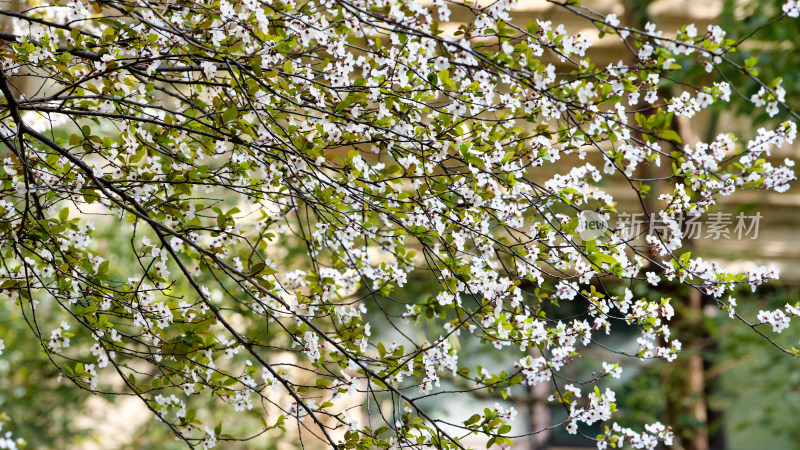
751 82 787 117
784 1 800 17
419 338 458 394
0 420 23 450
47 321 71 352
89 341 114 368
599 421 674 449
747 265 781 292
757 303 800 333
563 387 617 433
1 0 799 448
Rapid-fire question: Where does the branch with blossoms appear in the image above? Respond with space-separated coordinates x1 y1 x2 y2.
0 0 799 448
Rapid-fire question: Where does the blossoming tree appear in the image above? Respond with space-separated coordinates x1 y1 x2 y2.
1 0 799 448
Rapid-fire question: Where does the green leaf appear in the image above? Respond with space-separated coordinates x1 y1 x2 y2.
464 414 481 426
657 129 682 143
222 107 238 123
250 262 266 275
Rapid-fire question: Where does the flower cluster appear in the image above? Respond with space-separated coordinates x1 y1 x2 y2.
0 0 796 448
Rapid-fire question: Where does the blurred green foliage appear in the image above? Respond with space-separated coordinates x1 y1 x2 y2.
716 0 800 123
